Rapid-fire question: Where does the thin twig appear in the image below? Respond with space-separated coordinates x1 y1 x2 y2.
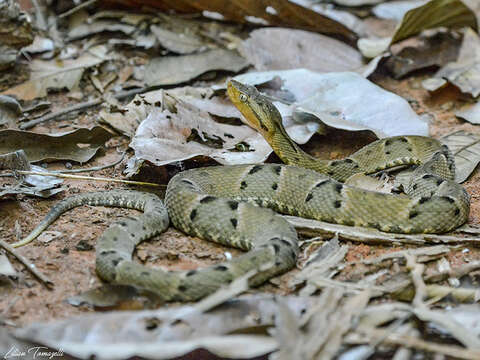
58 0 97 18
405 254 427 308
0 239 53 288
15 170 163 188
20 86 157 130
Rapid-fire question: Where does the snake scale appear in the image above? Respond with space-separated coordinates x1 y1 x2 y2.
11 80 470 301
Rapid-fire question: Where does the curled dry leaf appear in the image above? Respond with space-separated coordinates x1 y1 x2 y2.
145 49 248 86
22 36 55 54
423 28 480 96
100 87 243 138
239 28 363 72
1 45 109 101
441 130 480 183
0 150 63 199
359 0 477 58
0 126 113 163
0 95 22 127
390 0 478 44
127 101 272 172
293 72 428 138
103 0 356 40
14 295 315 359
150 25 207 54
386 31 462 79
68 20 136 40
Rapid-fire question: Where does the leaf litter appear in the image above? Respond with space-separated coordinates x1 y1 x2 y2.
1 1 480 359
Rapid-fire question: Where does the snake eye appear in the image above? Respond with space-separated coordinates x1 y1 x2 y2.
239 93 248 102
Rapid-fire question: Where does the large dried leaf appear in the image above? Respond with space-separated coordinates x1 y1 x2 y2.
145 49 248 86
128 102 271 171
150 25 206 54
0 126 113 163
103 0 356 40
292 72 428 137
423 28 480 96
1 45 109 100
100 87 243 138
239 28 363 72
13 295 314 360
441 130 480 183
391 0 477 44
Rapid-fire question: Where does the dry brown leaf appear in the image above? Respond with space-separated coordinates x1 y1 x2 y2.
68 20 136 40
239 28 363 72
144 49 247 86
150 25 207 54
423 28 480 96
103 0 356 40
1 45 109 100
0 126 113 163
127 101 271 172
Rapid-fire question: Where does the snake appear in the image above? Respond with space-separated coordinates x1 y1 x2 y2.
10 80 470 302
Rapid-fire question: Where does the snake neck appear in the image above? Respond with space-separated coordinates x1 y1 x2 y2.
271 128 328 172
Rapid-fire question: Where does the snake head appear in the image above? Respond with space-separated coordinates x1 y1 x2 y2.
227 80 282 138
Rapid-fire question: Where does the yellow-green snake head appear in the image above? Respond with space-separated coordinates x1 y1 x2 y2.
227 79 283 141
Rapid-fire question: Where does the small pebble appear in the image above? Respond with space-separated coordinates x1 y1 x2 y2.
76 240 94 251
65 162 72 169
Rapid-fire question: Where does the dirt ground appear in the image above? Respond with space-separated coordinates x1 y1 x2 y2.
1 70 480 328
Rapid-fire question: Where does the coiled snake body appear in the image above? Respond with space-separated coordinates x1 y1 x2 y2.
12 81 470 301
